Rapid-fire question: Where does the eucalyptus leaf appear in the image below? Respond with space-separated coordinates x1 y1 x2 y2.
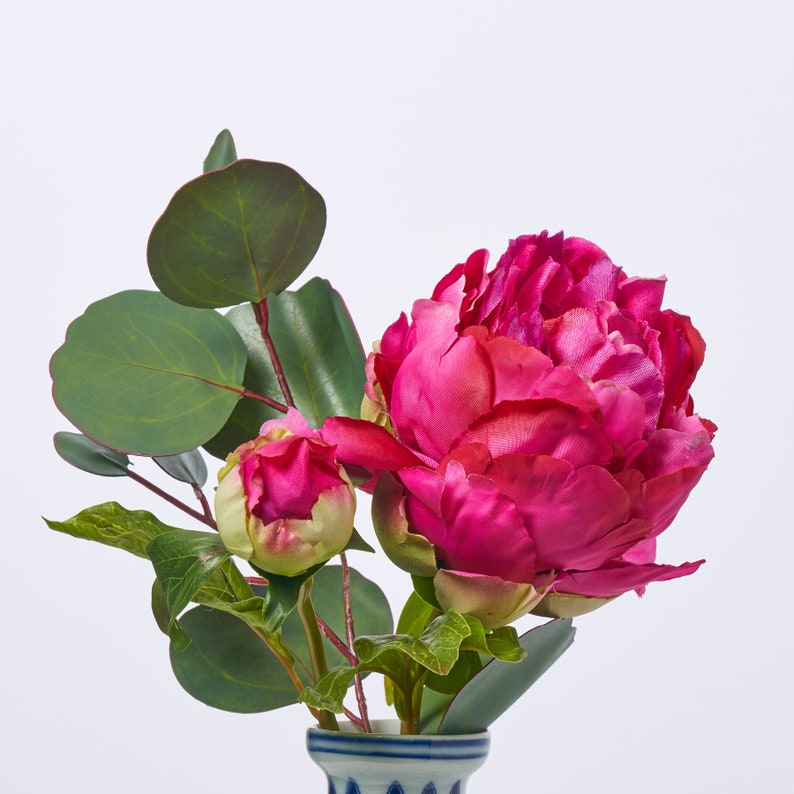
153 449 208 486
147 530 231 630
203 278 366 457
169 605 299 713
54 431 130 477
430 618 576 735
147 159 326 308
50 290 247 455
44 502 180 558
203 129 237 173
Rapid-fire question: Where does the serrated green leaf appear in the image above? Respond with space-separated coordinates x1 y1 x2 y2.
203 129 237 173
44 502 179 558
431 618 576 735
147 530 231 630
50 290 247 455
355 611 471 677
147 159 326 308
169 605 299 713
153 448 208 486
298 666 358 713
54 431 130 477
459 615 525 663
203 278 366 457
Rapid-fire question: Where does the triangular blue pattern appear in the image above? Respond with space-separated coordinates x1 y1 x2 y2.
386 784 404 794
328 783 335 794
421 784 437 794
345 781 361 794
450 783 461 794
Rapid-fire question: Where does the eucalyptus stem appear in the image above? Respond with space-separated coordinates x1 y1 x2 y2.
252 298 295 408
341 552 372 732
192 484 215 525
126 469 217 529
297 578 339 731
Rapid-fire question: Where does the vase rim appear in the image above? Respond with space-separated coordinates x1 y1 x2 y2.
307 718 490 741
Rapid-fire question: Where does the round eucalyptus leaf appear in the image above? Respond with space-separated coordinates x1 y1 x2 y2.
153 448 208 486
147 159 326 308
170 605 298 713
50 290 247 455
53 431 130 477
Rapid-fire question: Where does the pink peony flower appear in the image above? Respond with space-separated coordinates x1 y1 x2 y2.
323 231 714 626
216 409 356 577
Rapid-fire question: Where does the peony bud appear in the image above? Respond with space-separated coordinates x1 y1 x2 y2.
215 409 356 577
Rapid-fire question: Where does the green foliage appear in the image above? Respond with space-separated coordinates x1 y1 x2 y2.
169 605 299 713
203 129 238 173
147 530 231 633
53 432 130 477
147 159 326 309
50 290 247 455
153 449 208 486
204 278 366 457
170 565 392 715
44 502 179 558
423 618 576 735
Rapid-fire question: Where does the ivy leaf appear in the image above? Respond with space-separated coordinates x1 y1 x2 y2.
355 611 471 677
428 618 576 735
53 431 130 477
50 290 247 455
146 529 231 632
43 502 179 558
298 666 358 713
147 159 326 308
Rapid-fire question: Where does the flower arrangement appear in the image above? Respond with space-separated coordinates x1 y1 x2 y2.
47 131 714 737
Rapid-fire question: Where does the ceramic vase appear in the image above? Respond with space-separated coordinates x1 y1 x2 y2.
306 720 490 794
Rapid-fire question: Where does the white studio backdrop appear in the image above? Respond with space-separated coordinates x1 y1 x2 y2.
3 1 791 791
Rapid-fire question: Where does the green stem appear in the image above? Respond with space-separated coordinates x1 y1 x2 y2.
297 578 339 731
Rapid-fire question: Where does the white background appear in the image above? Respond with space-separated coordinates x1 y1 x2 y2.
3 1 791 791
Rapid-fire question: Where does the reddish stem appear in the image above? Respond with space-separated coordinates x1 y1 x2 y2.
126 469 217 529
253 299 295 408
316 615 358 666
341 552 372 732
241 388 288 412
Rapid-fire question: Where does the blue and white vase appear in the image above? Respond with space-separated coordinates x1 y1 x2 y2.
306 720 490 794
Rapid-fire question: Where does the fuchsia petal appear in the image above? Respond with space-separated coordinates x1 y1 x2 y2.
591 381 647 461
551 558 705 598
485 454 651 571
465 327 600 417
616 275 666 324
560 255 621 310
391 326 493 462
401 461 538 582
616 465 710 536
458 399 613 468
321 417 426 472
543 307 615 375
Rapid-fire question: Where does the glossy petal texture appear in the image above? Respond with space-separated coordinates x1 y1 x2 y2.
345 231 713 623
